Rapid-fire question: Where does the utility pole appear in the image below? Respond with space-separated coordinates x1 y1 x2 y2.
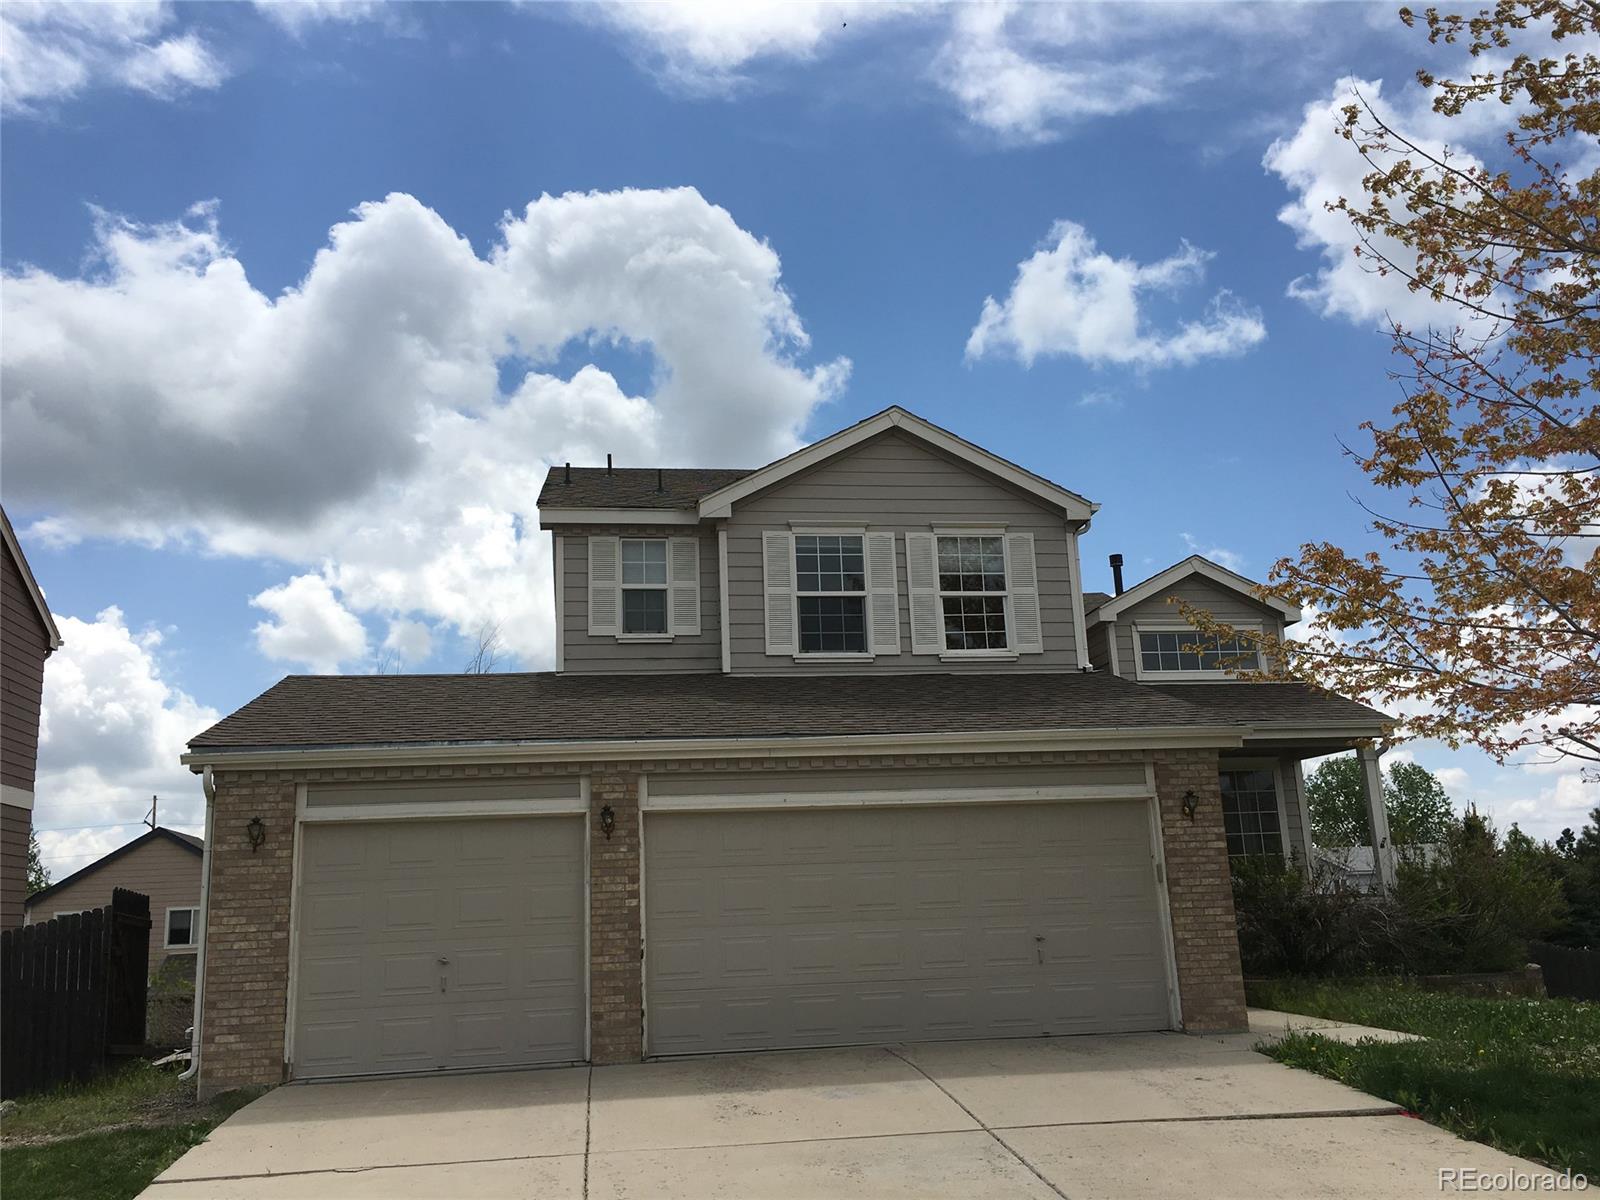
146 795 157 830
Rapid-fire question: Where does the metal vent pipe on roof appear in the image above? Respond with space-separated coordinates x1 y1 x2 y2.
606 454 612 473
564 462 571 484
656 468 664 492
1110 553 1125 595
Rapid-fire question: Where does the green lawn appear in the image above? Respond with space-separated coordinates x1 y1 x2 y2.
1249 979 1600 1176
1 1062 260 1200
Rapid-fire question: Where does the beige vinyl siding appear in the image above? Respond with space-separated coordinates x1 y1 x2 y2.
1108 577 1285 681
1278 755 1313 862
1086 622 1112 673
26 837 203 976
725 430 1082 673
556 527 721 673
2 538 50 796
1 803 29 931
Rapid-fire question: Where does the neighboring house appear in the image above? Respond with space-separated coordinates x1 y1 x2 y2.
181 405 1393 1097
23 827 205 977
1 506 63 930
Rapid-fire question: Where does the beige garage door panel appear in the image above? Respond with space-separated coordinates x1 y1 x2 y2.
294 816 585 1080
646 802 1170 1055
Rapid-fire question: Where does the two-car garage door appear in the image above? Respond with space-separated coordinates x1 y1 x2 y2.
645 800 1172 1056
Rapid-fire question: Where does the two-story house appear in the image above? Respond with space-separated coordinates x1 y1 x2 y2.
2 506 63 931
181 406 1392 1097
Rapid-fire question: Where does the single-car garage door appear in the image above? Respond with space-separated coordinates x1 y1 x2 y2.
293 816 585 1079
645 801 1171 1055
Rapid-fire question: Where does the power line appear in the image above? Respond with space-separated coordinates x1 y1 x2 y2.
33 822 149 833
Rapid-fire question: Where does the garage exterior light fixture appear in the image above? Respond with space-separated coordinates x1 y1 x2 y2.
599 804 616 839
246 816 267 852
1181 790 1199 821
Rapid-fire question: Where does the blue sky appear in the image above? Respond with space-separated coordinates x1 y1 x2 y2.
2 1 1591 871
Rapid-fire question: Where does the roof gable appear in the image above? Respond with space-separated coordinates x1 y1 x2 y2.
697 407 1097 523
1089 556 1301 623
1 506 63 651
24 827 203 910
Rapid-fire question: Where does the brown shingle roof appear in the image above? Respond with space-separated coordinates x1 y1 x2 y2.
1149 682 1390 727
537 467 752 511
190 671 1237 751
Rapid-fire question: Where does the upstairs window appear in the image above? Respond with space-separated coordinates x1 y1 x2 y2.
1220 769 1283 859
1136 627 1261 677
796 534 866 654
620 538 668 635
937 535 1008 651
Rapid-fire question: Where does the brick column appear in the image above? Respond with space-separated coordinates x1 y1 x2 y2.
199 772 296 1098
589 770 643 1063
1153 749 1248 1033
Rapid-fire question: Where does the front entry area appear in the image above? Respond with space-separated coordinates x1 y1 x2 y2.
291 815 585 1080
644 800 1174 1056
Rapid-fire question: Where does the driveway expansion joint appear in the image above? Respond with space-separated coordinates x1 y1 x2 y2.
883 1044 1071 1200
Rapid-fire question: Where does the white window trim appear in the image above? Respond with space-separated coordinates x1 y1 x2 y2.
164 905 200 952
933 528 1012 657
1131 620 1265 682
620 537 670 637
793 526 872 659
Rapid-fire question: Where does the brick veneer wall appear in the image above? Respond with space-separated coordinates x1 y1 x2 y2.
199 772 297 1098
1153 748 1248 1032
589 771 642 1063
195 746 1245 1094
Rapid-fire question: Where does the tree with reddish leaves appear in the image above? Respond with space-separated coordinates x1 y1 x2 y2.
1194 2 1598 772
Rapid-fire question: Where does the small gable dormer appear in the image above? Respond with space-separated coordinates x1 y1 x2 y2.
1084 555 1301 682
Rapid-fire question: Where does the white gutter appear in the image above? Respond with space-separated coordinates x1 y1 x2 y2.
182 724 1251 772
178 766 215 1084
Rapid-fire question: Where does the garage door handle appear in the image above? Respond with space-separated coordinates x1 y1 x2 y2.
1034 935 1045 965
438 956 450 965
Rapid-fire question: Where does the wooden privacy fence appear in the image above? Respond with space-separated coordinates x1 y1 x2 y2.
1 888 153 1099
1530 941 1600 1002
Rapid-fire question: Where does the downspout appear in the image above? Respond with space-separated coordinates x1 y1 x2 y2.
178 766 215 1083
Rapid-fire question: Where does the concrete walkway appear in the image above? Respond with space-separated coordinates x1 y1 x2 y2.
1245 1007 1427 1046
142 1026 1556 1199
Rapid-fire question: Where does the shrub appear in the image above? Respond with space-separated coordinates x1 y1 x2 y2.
1231 856 1391 977
1233 808 1567 978
1389 810 1567 972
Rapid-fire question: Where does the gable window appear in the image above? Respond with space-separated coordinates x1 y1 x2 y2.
1135 625 1261 679
165 907 198 950
937 535 1007 651
620 538 668 635
1220 769 1283 859
795 534 866 654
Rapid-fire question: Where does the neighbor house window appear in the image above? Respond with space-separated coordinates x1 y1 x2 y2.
165 907 198 949
1220 769 1282 858
1138 628 1260 675
937 535 1007 651
620 538 668 634
796 534 866 653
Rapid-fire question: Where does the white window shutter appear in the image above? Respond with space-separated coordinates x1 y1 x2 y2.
762 530 796 655
906 532 942 655
668 537 701 636
588 536 621 636
1006 532 1043 654
864 531 900 656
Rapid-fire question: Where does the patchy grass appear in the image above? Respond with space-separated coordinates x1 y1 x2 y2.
1 1062 260 1200
1250 979 1600 1176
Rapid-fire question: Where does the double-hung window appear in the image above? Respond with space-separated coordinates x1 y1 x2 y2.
620 538 668 635
1219 768 1283 859
165 906 198 950
937 535 1008 651
795 534 867 654
1135 626 1261 679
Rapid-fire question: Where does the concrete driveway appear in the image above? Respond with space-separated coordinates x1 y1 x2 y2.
142 1031 1559 1199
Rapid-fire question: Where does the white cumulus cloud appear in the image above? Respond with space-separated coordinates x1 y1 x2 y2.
252 574 370 674
966 219 1265 369
1264 75 1494 329
34 607 218 879
3 187 848 667
1 1 225 113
